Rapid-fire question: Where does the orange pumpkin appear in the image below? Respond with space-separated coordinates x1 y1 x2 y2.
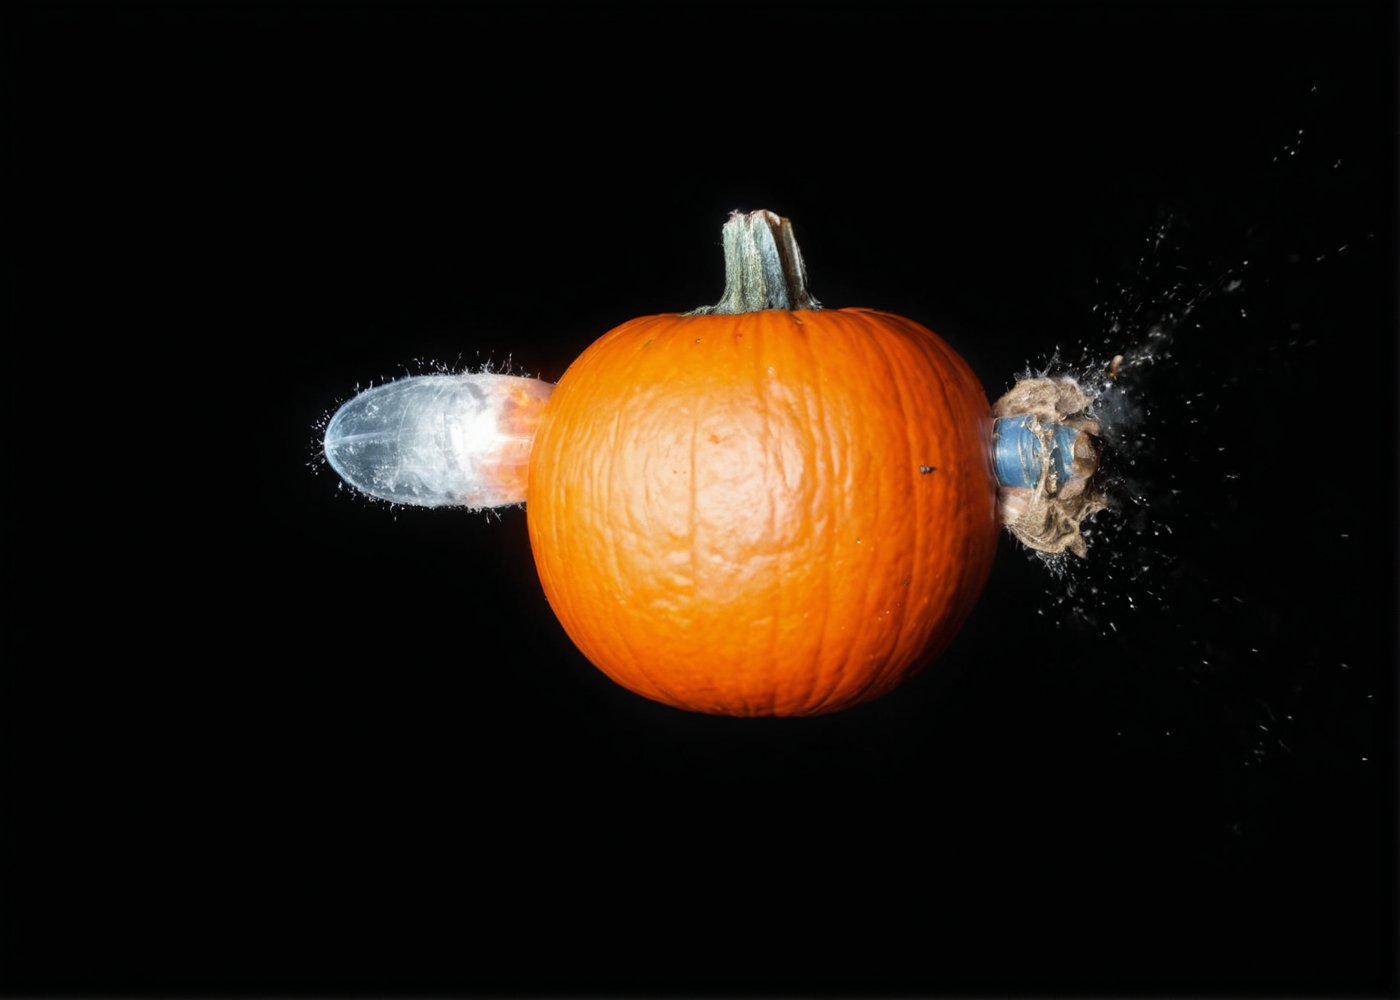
526 211 999 716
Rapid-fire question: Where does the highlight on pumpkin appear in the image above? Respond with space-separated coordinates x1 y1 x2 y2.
323 373 553 507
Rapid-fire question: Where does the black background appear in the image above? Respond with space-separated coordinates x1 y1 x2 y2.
1 1 1395 996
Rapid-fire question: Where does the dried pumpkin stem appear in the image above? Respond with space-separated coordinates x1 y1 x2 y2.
690 209 822 315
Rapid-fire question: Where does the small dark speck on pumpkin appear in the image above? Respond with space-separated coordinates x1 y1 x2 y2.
919 465 937 474
695 338 702 344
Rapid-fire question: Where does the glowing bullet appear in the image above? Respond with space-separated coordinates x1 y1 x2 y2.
323 373 554 507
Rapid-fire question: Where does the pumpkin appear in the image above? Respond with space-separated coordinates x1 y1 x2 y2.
526 211 999 716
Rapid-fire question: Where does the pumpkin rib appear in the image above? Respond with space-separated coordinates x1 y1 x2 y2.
545 323 621 657
813 318 847 701
800 310 840 708
878 309 934 698
755 317 781 713
843 312 906 710
894 310 961 656
600 332 654 699
612 322 669 705
852 309 925 698
916 311 998 655
638 317 710 706
580 339 632 682
823 312 891 708
538 316 658 704
755 313 802 713
915 314 998 616
863 310 924 704
789 311 843 711
812 313 867 713
686 407 706 703
808 315 846 712
818 314 877 710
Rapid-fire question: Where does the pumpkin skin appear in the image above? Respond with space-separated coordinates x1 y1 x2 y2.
526 307 999 716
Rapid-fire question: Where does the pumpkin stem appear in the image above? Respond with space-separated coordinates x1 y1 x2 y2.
690 209 821 315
